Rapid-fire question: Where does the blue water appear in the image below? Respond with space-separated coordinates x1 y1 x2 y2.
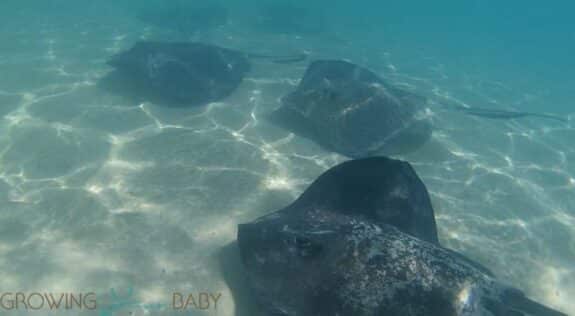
0 1 573 315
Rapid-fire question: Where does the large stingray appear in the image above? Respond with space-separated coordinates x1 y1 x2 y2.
237 157 567 316
98 41 306 107
268 60 568 158
267 60 433 158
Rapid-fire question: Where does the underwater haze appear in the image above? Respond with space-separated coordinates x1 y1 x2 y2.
0 0 574 315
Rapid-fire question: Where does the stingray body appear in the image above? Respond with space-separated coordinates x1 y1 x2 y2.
237 157 566 316
268 60 433 158
100 41 250 106
99 41 305 107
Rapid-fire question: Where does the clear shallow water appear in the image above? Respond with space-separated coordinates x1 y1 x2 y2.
0 1 574 315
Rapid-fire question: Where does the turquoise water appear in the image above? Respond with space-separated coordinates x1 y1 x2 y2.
0 1 573 315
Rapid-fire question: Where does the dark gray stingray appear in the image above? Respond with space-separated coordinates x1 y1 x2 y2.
98 41 306 107
237 157 567 316
267 60 433 158
136 2 228 35
286 156 439 244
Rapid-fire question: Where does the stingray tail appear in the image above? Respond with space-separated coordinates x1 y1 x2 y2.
527 113 569 123
247 52 308 64
430 95 568 124
449 106 568 124
484 288 568 316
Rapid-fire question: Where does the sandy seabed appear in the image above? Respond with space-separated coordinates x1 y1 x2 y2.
0 6 573 315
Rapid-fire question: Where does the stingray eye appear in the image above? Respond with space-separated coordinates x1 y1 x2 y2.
294 236 322 258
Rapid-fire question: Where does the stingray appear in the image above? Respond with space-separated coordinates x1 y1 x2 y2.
268 60 568 158
267 60 433 158
98 41 306 107
237 157 567 316
135 2 228 35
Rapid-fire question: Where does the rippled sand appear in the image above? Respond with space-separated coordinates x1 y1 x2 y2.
0 5 573 315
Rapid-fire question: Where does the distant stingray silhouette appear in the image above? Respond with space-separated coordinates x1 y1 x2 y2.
98 41 306 107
